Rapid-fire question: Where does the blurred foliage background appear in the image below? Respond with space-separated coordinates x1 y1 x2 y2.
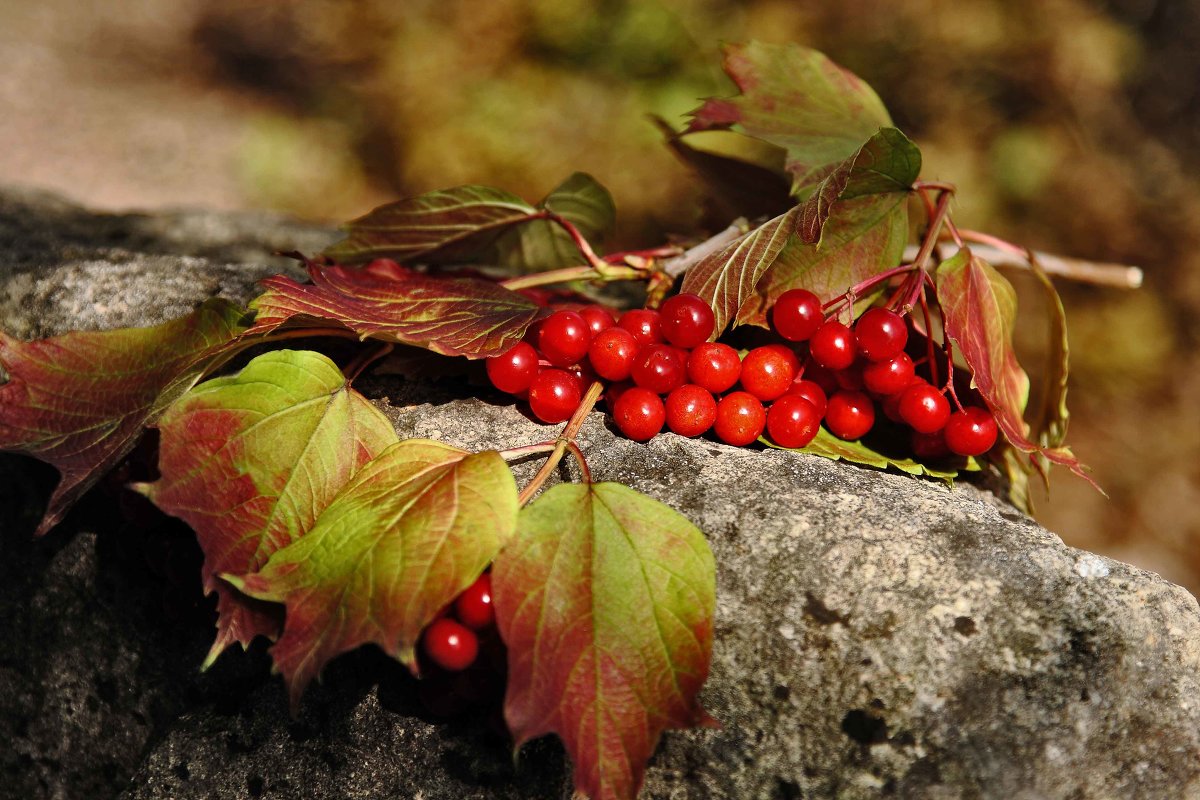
3 0 1199 589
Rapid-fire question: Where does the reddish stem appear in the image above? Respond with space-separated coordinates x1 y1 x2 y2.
517 381 602 506
544 211 607 271
918 291 939 389
344 342 394 381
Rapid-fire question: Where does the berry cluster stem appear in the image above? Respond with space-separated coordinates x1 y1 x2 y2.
517 380 603 506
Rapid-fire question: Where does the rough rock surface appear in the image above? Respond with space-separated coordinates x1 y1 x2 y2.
2 187 1200 800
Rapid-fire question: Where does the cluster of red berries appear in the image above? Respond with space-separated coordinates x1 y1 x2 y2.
485 289 999 458
420 572 495 672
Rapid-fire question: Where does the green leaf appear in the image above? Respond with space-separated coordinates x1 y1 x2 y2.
764 427 967 481
680 206 802 336
491 172 616 272
0 298 248 535
323 184 539 264
227 440 518 710
737 192 909 328
936 248 1097 487
139 350 398 667
690 42 894 194
493 482 715 800
247 260 543 358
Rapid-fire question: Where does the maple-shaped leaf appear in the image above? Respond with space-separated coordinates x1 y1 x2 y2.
763 427 970 481
226 439 518 709
936 248 1096 485
736 193 909 328
323 185 539 264
247 260 542 358
492 482 716 800
491 172 616 272
794 127 920 245
680 206 802 336
690 42 893 194
0 298 247 535
138 350 398 667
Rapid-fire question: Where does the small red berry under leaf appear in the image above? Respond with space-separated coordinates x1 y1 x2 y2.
612 387 666 441
911 429 951 460
579 305 616 337
854 307 908 362
809 320 857 371
943 406 999 456
485 342 539 395
863 352 916 396
771 288 824 342
898 382 950 434
659 293 715 349
665 384 717 438
528 369 582 423
588 327 638 382
766 395 820 449
617 309 663 347
454 573 495 630
537 310 592 368
631 344 687 395
422 618 479 672
784 378 828 418
739 345 798 402
687 342 741 394
714 391 766 446
825 390 876 441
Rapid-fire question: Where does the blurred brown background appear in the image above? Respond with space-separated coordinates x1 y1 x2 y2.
3 1 1197 590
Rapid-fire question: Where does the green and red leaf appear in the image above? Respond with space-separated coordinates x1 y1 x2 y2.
764 427 969 481
247 260 543 358
492 482 716 800
491 172 615 272
936 248 1095 485
323 185 539 264
0 298 247 535
226 439 518 709
139 350 398 666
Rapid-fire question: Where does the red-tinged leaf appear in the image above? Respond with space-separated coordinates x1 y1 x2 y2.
138 350 398 667
0 298 247 535
680 206 802 336
493 482 716 800
323 185 539 264
936 248 1098 487
736 193 909 328
225 440 518 709
690 42 893 193
246 261 542 359
491 172 616 272
794 127 920 245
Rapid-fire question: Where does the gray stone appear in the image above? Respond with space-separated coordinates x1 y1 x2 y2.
2 187 1199 800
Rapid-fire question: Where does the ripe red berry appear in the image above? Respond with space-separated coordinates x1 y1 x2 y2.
617 309 663 347
784 378 828 418
862 352 916 396
659 293 716 349
943 406 999 456
486 342 539 395
714 391 767 446
588 327 638 382
771 289 824 342
911 430 951 460
528 369 582 423
834 364 865 391
603 380 633 411
454 573 495 630
612 386 666 441
665 384 717 437
422 618 479 671
854 307 908 362
739 345 798 402
766 395 821 448
537 310 591 367
809 320 857 370
578 305 616 337
825 390 876 440
687 342 741 394
631 344 687 395
898 383 951 434
801 361 839 395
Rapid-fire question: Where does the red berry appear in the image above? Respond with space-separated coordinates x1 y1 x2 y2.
612 386 666 441
834 364 865 391
739 345 798 402
528 369 582 423
617 309 663 347
454 573 495 630
486 342 539 394
766 396 820 448
802 361 839 395
784 378 828 418
809 320 857 370
911 430 951 460
422 618 479 671
603 381 634 411
825 390 875 440
659 293 716 348
537 310 591 367
588 327 638 382
898 383 950 434
863 353 916 396
631 344 687 395
943 406 999 456
714 391 767 446
665 384 717 437
854 307 908 362
687 342 741 394
579 305 616 337
771 289 824 342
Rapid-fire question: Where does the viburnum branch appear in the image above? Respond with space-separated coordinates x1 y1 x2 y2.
517 381 603 506
603 244 685 264
904 235 1144 289
822 262 919 314
663 219 749 277
498 442 558 460
941 336 964 412
900 189 955 313
565 441 592 483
